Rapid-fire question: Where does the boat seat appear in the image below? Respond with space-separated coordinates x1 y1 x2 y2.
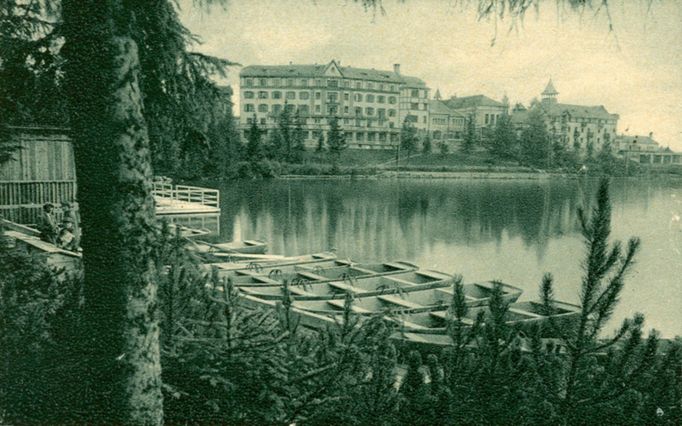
295 271 327 281
396 319 429 330
429 310 475 326
327 281 360 293
377 294 424 310
325 299 373 314
382 276 420 287
508 308 544 319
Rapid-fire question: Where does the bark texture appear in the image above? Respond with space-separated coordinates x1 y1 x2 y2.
61 1 163 424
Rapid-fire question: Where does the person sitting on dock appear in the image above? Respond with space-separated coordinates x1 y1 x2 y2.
38 203 59 244
58 219 79 251
61 201 81 244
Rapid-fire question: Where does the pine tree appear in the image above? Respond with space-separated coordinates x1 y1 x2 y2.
246 117 264 162
289 111 306 163
461 114 478 154
536 179 655 424
400 119 418 160
326 116 347 163
61 1 163 423
520 108 551 167
316 132 326 153
488 113 517 159
422 135 432 154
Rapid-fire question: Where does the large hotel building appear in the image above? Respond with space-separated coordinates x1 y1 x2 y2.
238 60 428 149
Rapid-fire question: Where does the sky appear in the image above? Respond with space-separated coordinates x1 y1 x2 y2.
178 0 682 150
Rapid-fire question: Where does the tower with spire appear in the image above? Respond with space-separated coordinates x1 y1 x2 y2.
434 88 441 100
541 78 559 105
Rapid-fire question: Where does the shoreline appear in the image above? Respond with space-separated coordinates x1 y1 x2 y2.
279 170 577 180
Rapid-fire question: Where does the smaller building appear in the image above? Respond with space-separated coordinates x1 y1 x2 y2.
443 94 507 135
427 99 466 149
616 134 682 166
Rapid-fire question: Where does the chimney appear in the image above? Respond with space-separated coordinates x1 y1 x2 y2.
393 64 400 75
649 131 653 139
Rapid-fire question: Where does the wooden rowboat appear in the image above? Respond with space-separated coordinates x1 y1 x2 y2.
231 260 419 287
288 281 523 314
204 252 339 273
238 267 449 301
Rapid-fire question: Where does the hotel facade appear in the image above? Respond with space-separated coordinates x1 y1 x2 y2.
239 60 428 149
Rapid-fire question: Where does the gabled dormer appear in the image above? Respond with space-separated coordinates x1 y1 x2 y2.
324 60 343 77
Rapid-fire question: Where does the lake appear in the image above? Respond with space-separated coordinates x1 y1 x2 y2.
207 177 682 338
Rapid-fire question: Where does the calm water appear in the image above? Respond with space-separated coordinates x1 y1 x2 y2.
207 177 682 337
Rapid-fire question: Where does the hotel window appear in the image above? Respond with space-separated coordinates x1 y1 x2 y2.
285 104 295 112
286 91 296 100
377 108 386 118
344 106 349 114
344 93 350 101
258 91 268 99
366 94 374 102
342 80 350 88
327 92 338 102
259 78 266 86
357 132 365 141
344 118 350 124
368 133 376 142
298 105 309 115
260 118 266 125
272 91 282 99
410 103 418 110
328 106 337 115
246 118 253 124
390 85 395 91
244 91 254 99
244 104 254 112
354 93 362 102
258 104 268 113
388 109 396 117
388 96 396 104
244 78 253 87
411 89 419 97
272 104 282 114
299 92 310 100
300 79 307 87
315 79 322 86
328 79 338 88
355 107 362 116
315 105 321 113
380 84 385 91
315 92 321 100
485 114 489 124
287 79 294 86
367 82 374 90
366 107 374 115
314 118 321 124
377 95 385 103
356 82 362 89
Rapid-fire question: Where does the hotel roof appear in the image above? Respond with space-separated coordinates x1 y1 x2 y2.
241 61 424 86
444 95 504 109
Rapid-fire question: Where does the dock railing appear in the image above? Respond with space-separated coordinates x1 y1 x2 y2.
152 180 220 208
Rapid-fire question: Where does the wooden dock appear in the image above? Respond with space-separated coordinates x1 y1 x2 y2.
153 180 221 216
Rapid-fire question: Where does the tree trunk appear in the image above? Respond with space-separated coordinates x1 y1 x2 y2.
61 1 163 424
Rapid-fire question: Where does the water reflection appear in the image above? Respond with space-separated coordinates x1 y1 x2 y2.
204 177 682 337
211 179 596 260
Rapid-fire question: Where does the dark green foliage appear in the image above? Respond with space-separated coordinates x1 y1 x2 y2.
439 140 449 156
327 115 347 162
316 132 326 153
400 120 418 159
0 1 66 126
422 135 432 154
520 108 551 167
245 117 264 162
487 113 518 159
461 114 478 154
291 111 307 163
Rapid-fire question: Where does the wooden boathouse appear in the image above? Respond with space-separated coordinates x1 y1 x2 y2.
0 126 77 224
1 126 220 234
